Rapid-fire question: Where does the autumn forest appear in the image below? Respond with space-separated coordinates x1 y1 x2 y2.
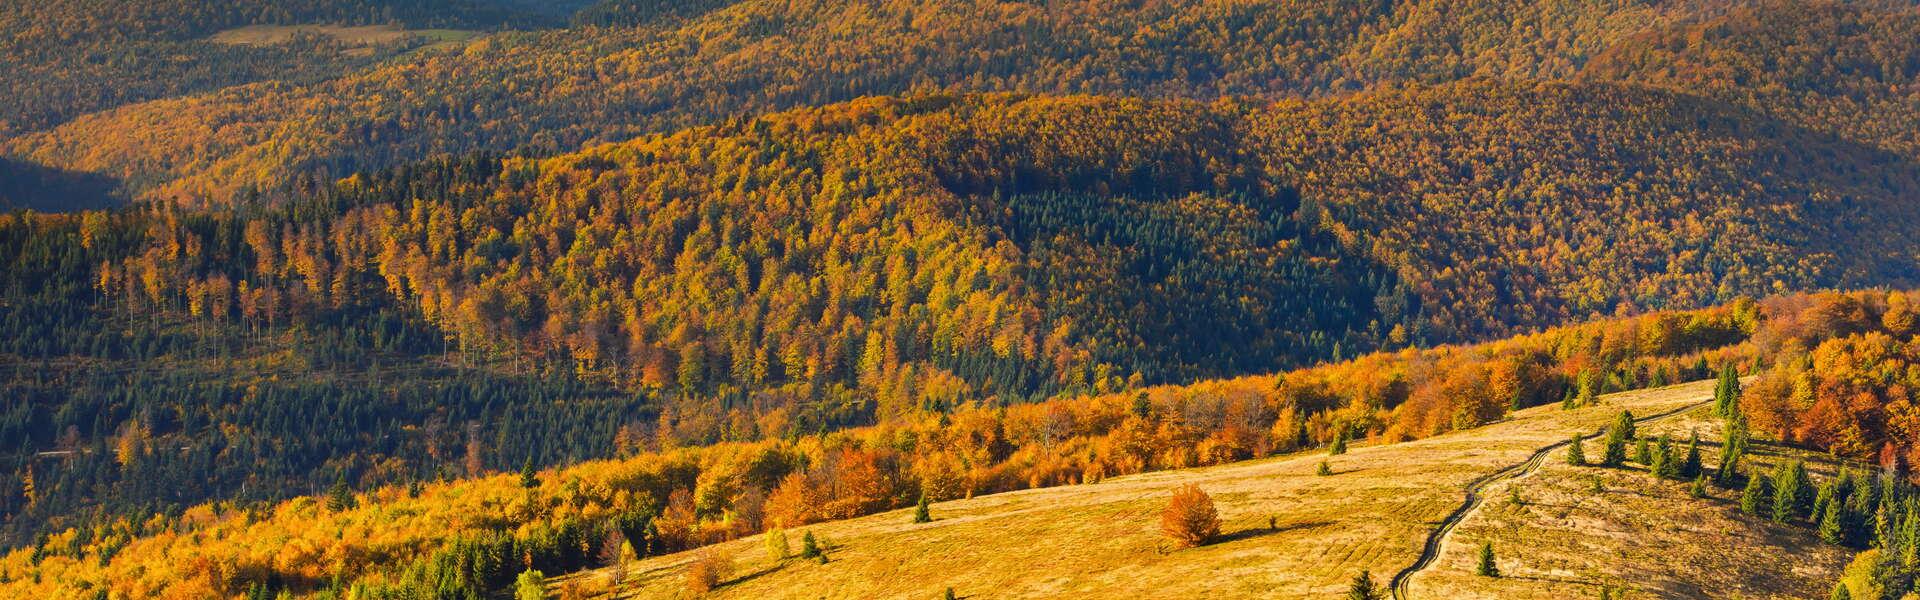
4 0 1920 599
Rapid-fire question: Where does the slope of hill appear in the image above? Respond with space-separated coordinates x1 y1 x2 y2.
102 86 1920 393
1409 404 1855 599
8 81 1920 555
2 285 1891 598
558 382 1841 599
0 0 558 141
16 0 1915 206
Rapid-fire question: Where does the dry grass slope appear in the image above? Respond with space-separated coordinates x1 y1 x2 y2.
548 380 1836 599
1414 405 1854 600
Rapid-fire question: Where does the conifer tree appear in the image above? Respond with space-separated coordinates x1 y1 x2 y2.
1476 542 1500 577
1566 433 1586 466
1831 582 1852 600
1347 570 1381 600
326 474 355 512
913 495 932 524
1603 411 1633 467
1774 462 1811 523
520 458 539 489
1742 475 1773 516
1317 461 1333 476
1654 435 1680 480
1714 365 1741 417
1329 429 1348 456
946 588 957 600
1681 431 1703 479
800 530 820 559
1716 413 1750 487
1635 436 1653 466
1691 474 1708 498
1821 497 1846 545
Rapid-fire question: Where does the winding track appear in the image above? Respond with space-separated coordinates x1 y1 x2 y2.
1387 395 1714 599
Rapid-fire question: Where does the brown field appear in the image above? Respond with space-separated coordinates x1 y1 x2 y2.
543 380 1841 599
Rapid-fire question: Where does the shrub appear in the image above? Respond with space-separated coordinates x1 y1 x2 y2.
685 550 733 595
1160 484 1221 548
514 569 546 600
765 526 789 559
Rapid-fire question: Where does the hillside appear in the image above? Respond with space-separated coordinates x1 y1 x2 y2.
562 383 1845 599
0 0 555 140
8 0 1917 206
99 87 1920 388
8 82 1920 554
1409 403 1855 599
6 1 1920 597
3 287 1902 598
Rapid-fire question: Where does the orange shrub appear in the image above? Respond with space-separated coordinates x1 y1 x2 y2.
1159 484 1221 548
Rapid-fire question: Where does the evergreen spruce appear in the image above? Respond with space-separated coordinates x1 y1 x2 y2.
519 458 539 489
1741 475 1774 516
1690 474 1708 498
800 530 821 559
1602 411 1633 467
1635 436 1653 466
1653 435 1680 480
1716 412 1750 487
1346 570 1381 600
913 495 932 524
1130 392 1152 420
326 474 355 512
1820 496 1846 545
1317 461 1333 476
1774 462 1811 523
1329 429 1349 456
1714 365 1742 417
1831 583 1851 600
945 587 958 600
1566 433 1586 466
1475 542 1500 577
1681 431 1703 479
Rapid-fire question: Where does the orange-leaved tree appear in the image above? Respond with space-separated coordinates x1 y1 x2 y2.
1160 484 1221 548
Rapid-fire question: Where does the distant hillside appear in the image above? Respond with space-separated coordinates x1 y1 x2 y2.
103 85 1920 391
14 0 1917 206
0 0 557 139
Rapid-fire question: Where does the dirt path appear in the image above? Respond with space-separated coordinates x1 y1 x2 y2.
1388 395 1714 599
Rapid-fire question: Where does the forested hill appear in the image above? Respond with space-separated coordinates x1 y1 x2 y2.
6 81 1917 550
9 0 1918 206
100 84 1920 398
